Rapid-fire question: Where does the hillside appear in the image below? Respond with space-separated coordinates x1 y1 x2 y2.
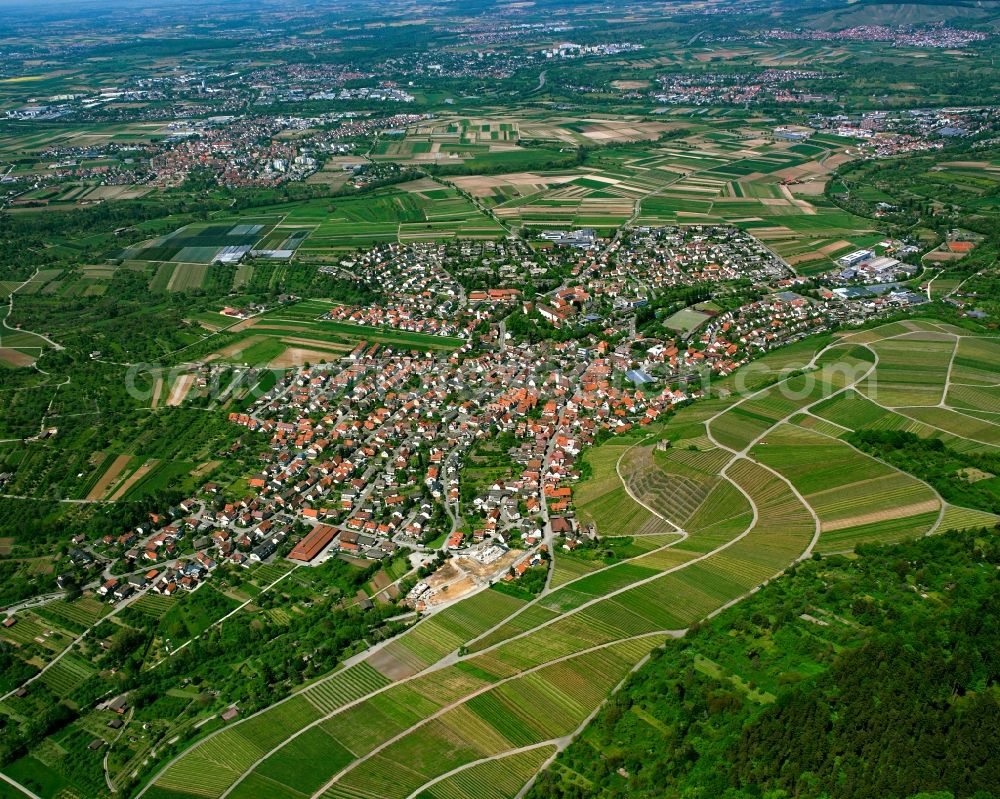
526 525 1000 799
137 319 1000 799
799 0 1000 31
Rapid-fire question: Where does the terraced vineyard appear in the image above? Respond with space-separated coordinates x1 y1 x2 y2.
141 320 1000 799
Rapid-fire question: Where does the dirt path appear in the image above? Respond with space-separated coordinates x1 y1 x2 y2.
0 771 42 799
141 327 953 799
307 632 674 799
86 454 133 501
3 269 64 351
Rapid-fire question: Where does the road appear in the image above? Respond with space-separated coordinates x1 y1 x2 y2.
529 70 547 95
0 772 42 799
0 494 98 504
2 269 65 351
141 333 876 799
538 427 560 592
3 591 66 616
306 629 679 799
103 707 134 792
0 582 157 702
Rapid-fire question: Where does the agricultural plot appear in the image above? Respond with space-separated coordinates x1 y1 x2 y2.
620 445 728 528
465 604 563 655
751 424 940 549
320 637 659 799
573 437 679 539
414 744 556 799
430 123 870 247
547 553 602 588
299 662 391 715
0 612 73 651
149 694 325 799
36 596 108 631
947 383 1000 414
121 222 278 265
708 353 874 451
898 407 1000 448
250 561 295 587
39 654 95 697
293 189 504 251
811 388 894 430
199 303 462 366
861 334 955 407
131 593 177 619
950 336 1000 385
369 590 527 679
677 479 754 552
938 504 1000 533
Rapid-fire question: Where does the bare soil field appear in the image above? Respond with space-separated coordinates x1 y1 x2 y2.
150 377 164 409
786 251 826 266
166 374 195 406
611 80 650 89
366 647 418 680
923 249 968 263
789 180 827 196
0 348 35 367
449 172 577 197
108 459 159 501
86 454 133 501
424 576 477 607
820 240 854 255
453 549 521 579
268 346 346 368
190 460 222 478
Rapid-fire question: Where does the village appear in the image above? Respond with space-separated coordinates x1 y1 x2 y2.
45 222 921 624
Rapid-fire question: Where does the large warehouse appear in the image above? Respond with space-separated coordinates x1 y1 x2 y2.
288 524 339 563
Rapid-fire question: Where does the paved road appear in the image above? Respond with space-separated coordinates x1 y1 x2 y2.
1 584 155 702
0 494 97 504
529 70 547 95
3 591 66 616
0 772 41 799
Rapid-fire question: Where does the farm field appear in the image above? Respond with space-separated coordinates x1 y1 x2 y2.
372 118 877 254
109 187 505 277
193 299 464 368
288 187 505 251
140 319 1000 799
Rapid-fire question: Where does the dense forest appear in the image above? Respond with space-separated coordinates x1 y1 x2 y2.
527 525 1000 799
